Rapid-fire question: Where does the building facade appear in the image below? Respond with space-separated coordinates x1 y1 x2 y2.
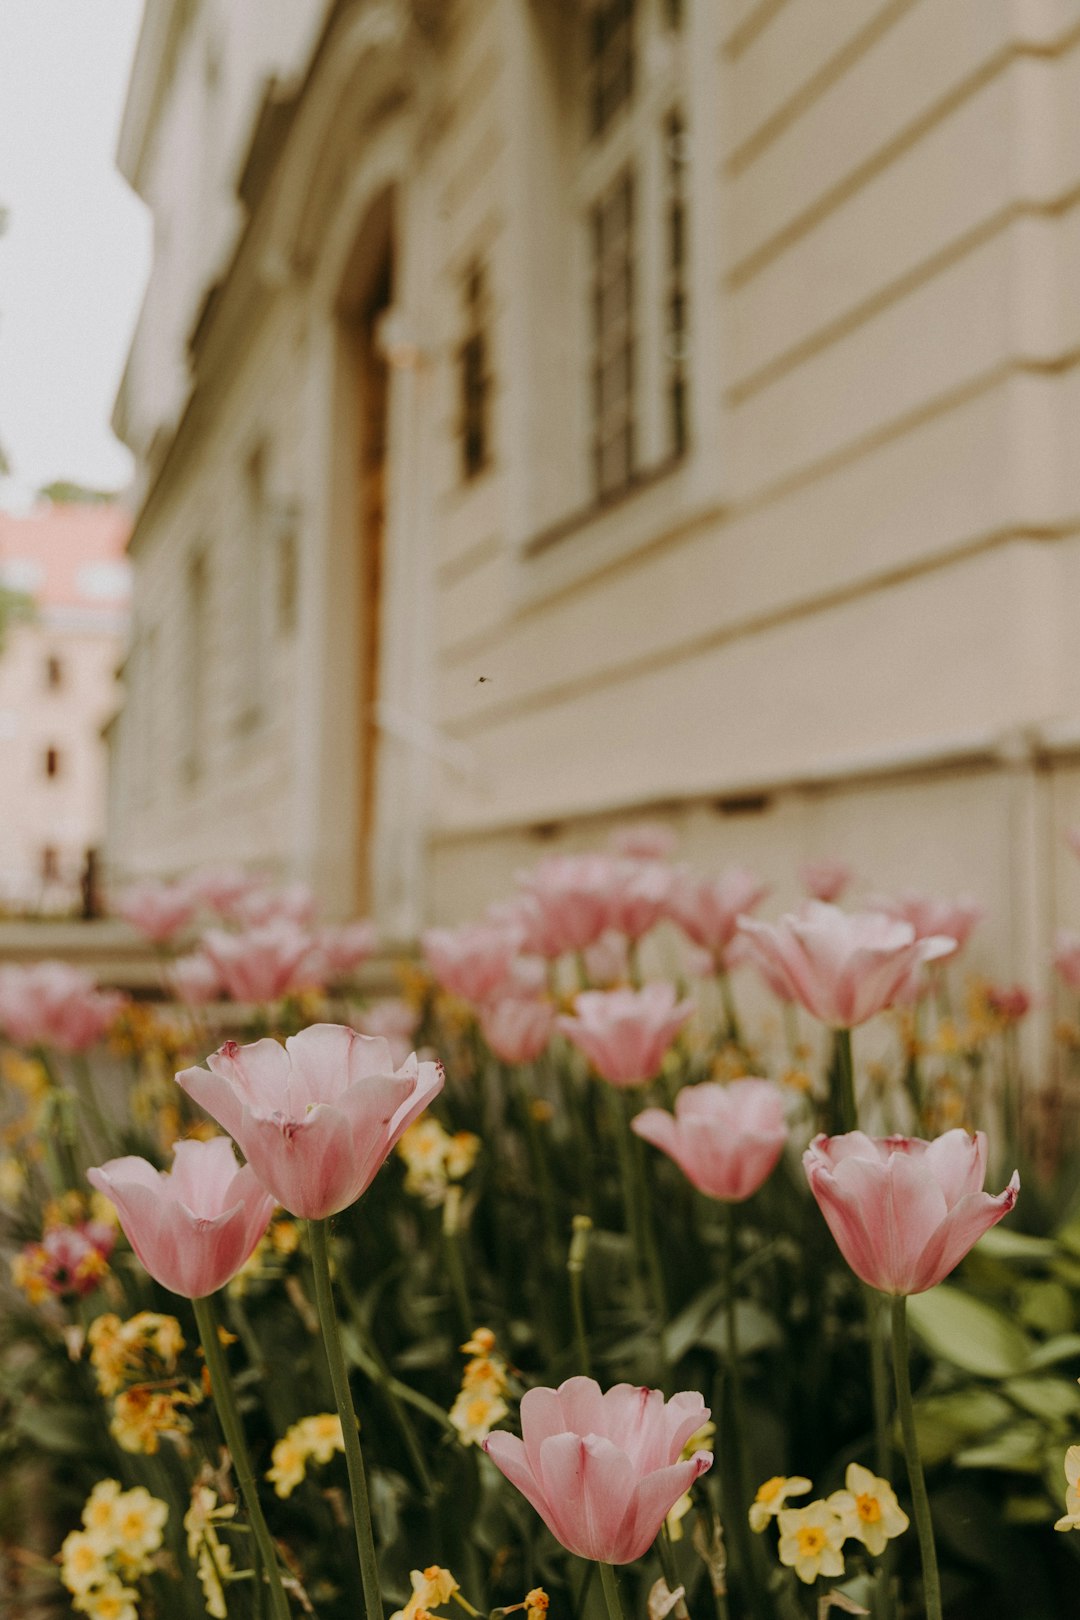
0 503 130 913
111 0 1080 1023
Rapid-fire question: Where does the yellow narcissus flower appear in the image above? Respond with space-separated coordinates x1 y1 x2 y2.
294 1412 345 1466
266 1413 347 1497
827 1463 909 1556
60 1529 111 1595
0 1154 26 1204
79 1578 141 1620
777 1500 846 1585
1054 1446 1080 1531
390 1565 460 1620
110 1385 196 1454
111 1486 168 1563
449 1386 509 1446
81 1479 123 1551
748 1474 812 1532
266 1434 307 1498
524 1591 549 1620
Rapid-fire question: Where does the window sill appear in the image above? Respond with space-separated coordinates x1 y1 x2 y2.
516 454 721 607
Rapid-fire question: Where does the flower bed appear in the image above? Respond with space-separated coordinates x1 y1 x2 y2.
1 841 1079 1620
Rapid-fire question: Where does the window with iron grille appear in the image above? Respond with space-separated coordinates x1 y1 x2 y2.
587 0 635 139
581 1 690 506
664 108 689 459
591 169 636 499
459 263 492 482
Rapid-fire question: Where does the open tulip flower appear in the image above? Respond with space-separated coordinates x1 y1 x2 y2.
176 1024 444 1219
872 892 984 957
201 919 319 1004
667 865 771 961
114 879 198 943
803 1129 1019 1295
88 1138 275 1299
0 961 124 1053
557 983 693 1088
483 1377 713 1565
737 901 956 1028
632 1079 788 1201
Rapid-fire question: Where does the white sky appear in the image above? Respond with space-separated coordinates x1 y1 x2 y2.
0 0 149 505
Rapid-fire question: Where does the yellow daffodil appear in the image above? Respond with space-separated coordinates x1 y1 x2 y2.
390 1565 461 1620
81 1479 123 1551
748 1474 812 1533
449 1387 509 1447
524 1591 550 1620
827 1464 909 1556
110 1384 196 1454
60 1530 111 1596
111 1486 168 1564
777 1500 846 1585
266 1413 347 1498
78 1578 141 1620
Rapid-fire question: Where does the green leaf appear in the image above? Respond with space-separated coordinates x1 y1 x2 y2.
975 1228 1057 1264
956 1420 1044 1473
912 1388 1012 1466
1003 1376 1080 1423
907 1285 1033 1378
1025 1332 1080 1370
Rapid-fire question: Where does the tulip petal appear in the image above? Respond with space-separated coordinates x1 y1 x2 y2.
911 1172 1020 1293
620 1453 713 1563
482 1432 549 1524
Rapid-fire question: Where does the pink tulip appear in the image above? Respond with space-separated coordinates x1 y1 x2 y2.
315 921 378 982
480 996 556 1065
872 893 984 958
15 1221 115 1301
633 1080 788 1201
235 882 319 929
558 983 693 1088
422 921 523 1004
356 997 421 1068
798 859 853 904
114 880 197 943
88 1138 276 1299
483 1377 712 1565
736 902 955 1028
201 920 318 1003
1054 930 1080 992
176 1024 444 1220
0 962 124 1052
583 929 631 988
803 1130 1019 1296
984 983 1032 1022
667 867 771 961
609 822 679 862
169 953 222 1008
604 860 676 942
188 864 261 918
515 855 615 957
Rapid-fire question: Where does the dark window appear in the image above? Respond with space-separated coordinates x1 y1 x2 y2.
591 169 636 499
41 845 60 882
587 0 636 138
459 263 492 481
45 654 63 690
44 746 61 779
278 524 298 634
665 109 690 458
664 0 683 28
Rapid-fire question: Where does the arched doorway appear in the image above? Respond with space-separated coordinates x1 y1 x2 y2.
337 190 394 915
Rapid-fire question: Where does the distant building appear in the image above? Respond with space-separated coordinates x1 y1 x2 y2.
0 503 130 913
108 0 1080 1005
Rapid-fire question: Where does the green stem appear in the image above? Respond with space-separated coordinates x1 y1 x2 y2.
720 1205 767 1620
717 973 741 1047
309 1219 384 1620
831 1027 857 1135
890 1295 942 1620
191 1294 292 1620
443 1225 474 1341
597 1563 627 1620
567 1216 593 1377
864 1287 891 1481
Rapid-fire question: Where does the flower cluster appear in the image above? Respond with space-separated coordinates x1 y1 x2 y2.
449 1327 510 1446
60 1480 168 1619
266 1413 346 1498
87 1310 201 1454
11 1219 114 1305
750 1465 908 1584
184 1483 238 1618
397 1116 481 1207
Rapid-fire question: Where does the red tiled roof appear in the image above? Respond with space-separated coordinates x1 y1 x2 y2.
0 503 131 612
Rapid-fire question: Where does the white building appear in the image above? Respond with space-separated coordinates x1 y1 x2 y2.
110 0 1080 1020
